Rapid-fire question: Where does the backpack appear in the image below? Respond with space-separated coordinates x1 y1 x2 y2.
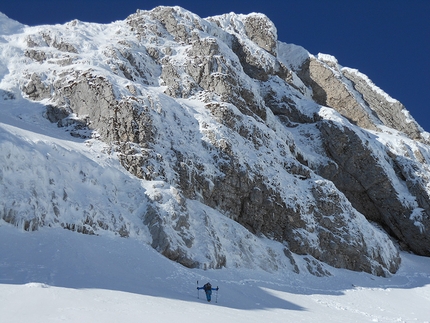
204 283 211 291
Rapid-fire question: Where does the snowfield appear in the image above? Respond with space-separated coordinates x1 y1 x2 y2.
1 225 430 323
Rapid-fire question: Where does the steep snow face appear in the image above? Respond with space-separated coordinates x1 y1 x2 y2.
0 103 150 238
0 12 24 35
0 7 429 276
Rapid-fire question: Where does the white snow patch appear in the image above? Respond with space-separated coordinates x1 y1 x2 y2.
0 12 25 36
317 53 338 65
277 41 310 70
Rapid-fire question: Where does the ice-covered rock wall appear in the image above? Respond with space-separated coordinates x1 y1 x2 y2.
2 6 430 276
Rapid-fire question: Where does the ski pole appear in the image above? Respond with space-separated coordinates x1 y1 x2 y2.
197 280 199 299
216 286 218 303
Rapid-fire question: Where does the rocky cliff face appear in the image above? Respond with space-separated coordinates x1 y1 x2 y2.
1 6 430 276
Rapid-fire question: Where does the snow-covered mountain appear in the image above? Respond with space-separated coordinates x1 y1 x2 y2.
1 6 430 278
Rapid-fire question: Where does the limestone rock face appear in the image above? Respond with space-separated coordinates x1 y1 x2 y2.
317 121 430 255
2 6 430 276
342 68 422 140
243 14 278 56
298 54 426 142
298 57 380 131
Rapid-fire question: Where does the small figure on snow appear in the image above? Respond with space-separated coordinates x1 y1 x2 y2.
197 282 218 302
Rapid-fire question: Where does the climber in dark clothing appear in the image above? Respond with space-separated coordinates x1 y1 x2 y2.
197 282 219 302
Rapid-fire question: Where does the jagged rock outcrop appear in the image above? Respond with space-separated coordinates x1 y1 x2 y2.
342 68 422 140
297 56 380 131
317 121 430 255
2 6 430 276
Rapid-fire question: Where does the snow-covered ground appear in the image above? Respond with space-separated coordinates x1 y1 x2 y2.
1 224 430 323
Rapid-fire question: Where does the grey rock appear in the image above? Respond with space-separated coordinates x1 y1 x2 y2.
25 49 47 62
243 14 277 56
342 68 422 140
317 120 430 256
22 73 52 100
298 57 379 131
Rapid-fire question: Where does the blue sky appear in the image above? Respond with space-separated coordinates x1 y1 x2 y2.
1 0 429 131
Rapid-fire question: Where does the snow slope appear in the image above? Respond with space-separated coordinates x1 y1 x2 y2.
0 12 24 35
1 224 430 323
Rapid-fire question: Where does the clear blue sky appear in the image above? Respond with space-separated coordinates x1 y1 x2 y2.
1 0 429 131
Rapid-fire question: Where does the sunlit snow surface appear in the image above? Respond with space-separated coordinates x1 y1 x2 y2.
1 225 430 323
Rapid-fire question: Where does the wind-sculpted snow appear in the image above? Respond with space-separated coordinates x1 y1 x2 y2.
0 12 24 35
1 6 429 276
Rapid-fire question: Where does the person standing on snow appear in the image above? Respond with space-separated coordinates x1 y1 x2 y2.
197 282 218 302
